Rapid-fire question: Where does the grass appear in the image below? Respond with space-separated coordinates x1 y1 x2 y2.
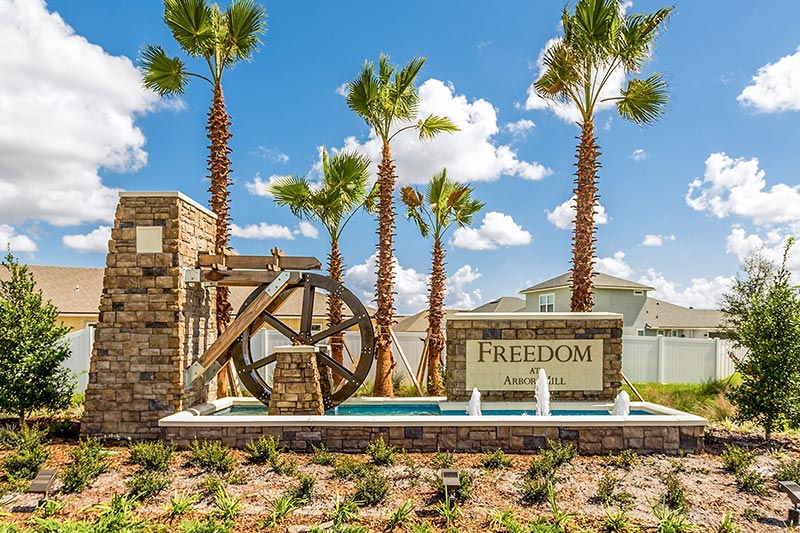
623 378 735 421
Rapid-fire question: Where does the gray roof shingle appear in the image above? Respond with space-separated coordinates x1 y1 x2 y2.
520 271 655 293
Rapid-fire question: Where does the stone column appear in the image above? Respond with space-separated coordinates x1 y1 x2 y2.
268 346 325 416
81 192 217 440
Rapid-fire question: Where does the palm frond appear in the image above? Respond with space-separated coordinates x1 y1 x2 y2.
401 186 430 238
163 0 215 58
417 114 459 140
618 6 673 71
346 61 380 128
225 0 267 62
569 0 620 61
269 176 313 219
140 45 190 95
533 41 580 102
378 54 394 87
616 73 668 125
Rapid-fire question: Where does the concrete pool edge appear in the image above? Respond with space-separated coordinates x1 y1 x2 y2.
159 397 707 454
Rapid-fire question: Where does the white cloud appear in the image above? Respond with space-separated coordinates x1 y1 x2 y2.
630 149 648 161
335 83 348 97
503 119 536 138
451 211 532 251
244 173 288 197
340 79 551 184
62 226 111 253
256 146 289 163
642 234 675 247
0 225 37 253
0 0 159 226
296 221 319 239
738 46 800 113
725 224 800 280
230 223 295 240
639 269 734 309
344 253 482 314
545 195 609 230
686 152 800 225
524 38 627 123
595 251 633 279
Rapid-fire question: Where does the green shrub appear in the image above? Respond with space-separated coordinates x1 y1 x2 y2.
366 436 397 466
2 425 50 480
385 499 414 531
244 435 281 464
181 517 233 533
652 503 693 533
720 444 757 473
602 506 637 533
164 492 200 520
188 439 234 473
354 468 389 505
661 473 688 511
128 441 174 472
595 472 633 506
329 494 360 525
521 475 552 504
735 469 767 496
311 443 336 466
61 438 107 493
204 475 225 495
212 486 242 521
126 470 172 500
718 512 738 533
292 473 316 503
776 458 800 483
333 457 372 481
607 449 638 469
265 493 299 527
479 448 513 470
431 448 456 468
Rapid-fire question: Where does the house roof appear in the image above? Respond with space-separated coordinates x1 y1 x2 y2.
0 265 105 315
470 296 525 313
644 298 724 330
520 272 655 293
394 308 462 333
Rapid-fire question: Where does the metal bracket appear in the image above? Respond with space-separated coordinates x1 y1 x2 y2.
184 360 222 388
265 270 291 297
183 268 201 283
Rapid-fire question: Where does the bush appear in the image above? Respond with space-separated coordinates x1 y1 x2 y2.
333 457 372 481
61 438 107 493
661 473 688 511
181 517 233 533
735 469 767 496
128 441 174 472
292 473 316 503
431 448 456 468
2 425 50 480
595 472 633 506
354 468 389 505
480 448 513 470
776 458 800 483
606 449 637 469
244 435 281 464
521 475 552 504
366 436 397 466
126 470 172 500
188 439 234 473
720 444 756 473
311 443 336 466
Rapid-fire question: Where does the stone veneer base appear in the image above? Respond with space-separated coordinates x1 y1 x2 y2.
160 398 706 455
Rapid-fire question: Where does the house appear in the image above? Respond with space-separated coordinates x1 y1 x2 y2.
520 272 654 336
471 296 525 313
644 298 724 338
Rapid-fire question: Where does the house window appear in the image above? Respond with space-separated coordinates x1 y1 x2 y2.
539 294 554 312
633 290 644 295
636 329 644 336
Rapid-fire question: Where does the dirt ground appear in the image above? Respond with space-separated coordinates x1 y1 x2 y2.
1 429 799 532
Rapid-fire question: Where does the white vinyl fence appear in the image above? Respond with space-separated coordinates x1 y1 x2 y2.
63 326 93 392
621 335 747 384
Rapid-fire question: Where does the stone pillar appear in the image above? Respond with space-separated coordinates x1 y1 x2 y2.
268 346 325 416
81 191 217 440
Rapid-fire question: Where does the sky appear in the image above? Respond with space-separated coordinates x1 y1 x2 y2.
1 0 800 314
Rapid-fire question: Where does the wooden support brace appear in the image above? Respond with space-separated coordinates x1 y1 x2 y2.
390 328 423 395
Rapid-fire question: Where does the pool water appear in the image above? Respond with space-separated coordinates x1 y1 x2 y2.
210 403 652 417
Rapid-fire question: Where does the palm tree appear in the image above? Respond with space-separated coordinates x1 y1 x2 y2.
401 170 483 395
140 0 267 337
533 0 672 311
269 149 373 377
346 55 459 396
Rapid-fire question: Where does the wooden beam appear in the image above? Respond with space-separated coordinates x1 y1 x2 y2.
198 253 322 271
390 328 423 396
200 270 281 287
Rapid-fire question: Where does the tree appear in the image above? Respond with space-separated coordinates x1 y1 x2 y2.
0 253 75 424
270 148 374 376
401 170 483 395
722 239 800 439
533 0 672 311
141 0 266 394
346 55 458 396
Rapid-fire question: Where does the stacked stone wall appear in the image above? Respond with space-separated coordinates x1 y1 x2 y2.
268 347 325 416
82 192 217 439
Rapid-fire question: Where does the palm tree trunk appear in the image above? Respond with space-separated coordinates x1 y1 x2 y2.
570 119 600 313
427 236 446 396
208 83 235 396
373 141 396 397
328 239 344 384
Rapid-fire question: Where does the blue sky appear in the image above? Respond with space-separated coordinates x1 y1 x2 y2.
2 0 800 313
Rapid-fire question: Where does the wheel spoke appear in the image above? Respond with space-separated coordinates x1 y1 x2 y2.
242 353 277 373
317 352 358 383
299 278 315 338
310 316 361 344
259 312 301 343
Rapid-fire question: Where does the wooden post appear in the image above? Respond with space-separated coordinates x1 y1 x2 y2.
390 328 423 395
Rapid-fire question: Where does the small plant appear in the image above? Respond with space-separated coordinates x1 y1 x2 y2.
402 451 421 484
652 503 694 533
128 440 174 472
521 475 552 504
2 425 50 481
776 458 800 483
480 448 513 470
271 456 298 476
265 493 299 527
188 438 234 473
742 508 762 522
431 469 474 501
385 499 414 531
720 444 756 474
432 448 456 468
126 469 172 500
546 483 576 530
735 469 767 495
292 473 316 503
312 442 336 466
244 435 281 464
366 436 397 466
544 439 578 468
606 449 637 469
434 488 462 526
487 507 521 532
204 475 225 495
60 437 108 493
409 523 435 533
181 517 233 533
602 506 637 533
212 486 242 521
596 472 633 506
330 493 360 525
36 498 64 518
717 513 738 533
164 491 200 521
225 469 247 485
354 467 389 505
334 457 372 481
669 458 686 472
661 473 688 511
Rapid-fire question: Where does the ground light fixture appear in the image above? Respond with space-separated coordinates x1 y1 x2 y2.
778 480 800 524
